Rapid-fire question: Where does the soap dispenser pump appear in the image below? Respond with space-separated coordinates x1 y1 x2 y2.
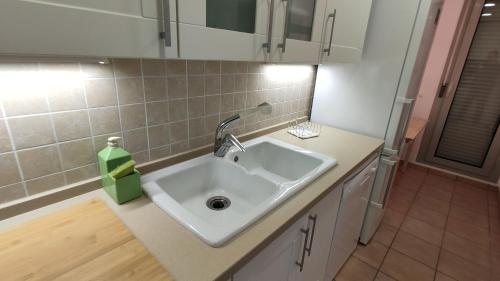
98 137 142 204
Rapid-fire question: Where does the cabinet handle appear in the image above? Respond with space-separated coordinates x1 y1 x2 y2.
381 158 398 208
306 214 317 256
277 0 290 53
323 10 336 56
262 0 275 53
159 0 172 47
295 227 310 272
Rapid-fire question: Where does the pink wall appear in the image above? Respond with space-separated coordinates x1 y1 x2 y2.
408 0 465 161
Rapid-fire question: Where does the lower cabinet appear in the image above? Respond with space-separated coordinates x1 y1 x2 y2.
233 186 342 281
232 156 378 281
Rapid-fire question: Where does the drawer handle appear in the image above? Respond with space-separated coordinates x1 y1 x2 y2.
159 0 171 47
306 214 317 256
295 227 310 272
277 0 290 53
323 10 336 56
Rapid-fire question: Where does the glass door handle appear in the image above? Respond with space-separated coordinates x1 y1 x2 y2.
277 0 290 53
159 0 171 47
323 10 336 56
262 0 275 53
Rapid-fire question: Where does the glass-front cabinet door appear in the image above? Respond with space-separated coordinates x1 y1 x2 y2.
270 0 327 64
178 0 271 61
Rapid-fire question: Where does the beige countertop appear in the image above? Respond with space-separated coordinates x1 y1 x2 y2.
0 125 383 281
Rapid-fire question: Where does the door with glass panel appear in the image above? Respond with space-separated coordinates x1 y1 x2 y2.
270 0 327 64
424 0 500 179
177 0 271 61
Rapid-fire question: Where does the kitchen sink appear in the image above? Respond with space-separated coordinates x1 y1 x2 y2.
142 136 336 247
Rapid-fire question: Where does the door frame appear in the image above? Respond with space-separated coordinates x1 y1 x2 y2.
419 0 500 180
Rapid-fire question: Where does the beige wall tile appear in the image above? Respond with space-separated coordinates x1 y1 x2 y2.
123 128 148 153
168 99 188 122
146 102 169 126
189 117 206 138
234 74 247 92
120 104 146 130
89 107 121 135
65 164 99 185
0 153 21 187
187 60 205 74
59 138 95 170
235 61 248 73
205 115 219 133
189 135 210 149
171 141 189 155
150 146 171 161
0 119 12 153
188 97 205 119
84 79 117 107
188 76 204 97
148 124 170 148
45 82 86 112
18 145 61 180
81 63 114 78
221 75 235 94
221 94 234 112
221 61 236 74
131 150 149 164
169 121 188 142
205 61 220 74
247 62 265 74
144 77 167 102
166 59 186 76
2 90 48 117
25 173 65 195
0 183 25 204
113 59 141 77
204 75 220 95
167 77 187 100
205 95 221 115
116 78 144 105
9 115 55 149
52 111 91 142
141 59 165 76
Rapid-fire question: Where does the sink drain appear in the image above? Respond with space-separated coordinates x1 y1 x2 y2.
206 196 231 211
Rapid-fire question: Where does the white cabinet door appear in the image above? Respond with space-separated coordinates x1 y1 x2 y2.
234 186 342 281
293 186 342 281
270 0 327 64
320 0 372 63
177 0 270 61
324 158 378 281
0 0 177 58
233 215 308 281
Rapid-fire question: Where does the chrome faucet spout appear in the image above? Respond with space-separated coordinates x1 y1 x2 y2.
214 114 244 157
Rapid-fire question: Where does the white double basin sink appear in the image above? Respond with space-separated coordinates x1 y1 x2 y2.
142 136 337 247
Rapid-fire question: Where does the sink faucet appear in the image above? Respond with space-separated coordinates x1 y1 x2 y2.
214 114 245 157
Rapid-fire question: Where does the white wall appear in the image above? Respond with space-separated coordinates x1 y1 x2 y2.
408 0 465 160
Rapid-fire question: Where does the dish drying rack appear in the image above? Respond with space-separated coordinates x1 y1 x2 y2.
287 120 321 139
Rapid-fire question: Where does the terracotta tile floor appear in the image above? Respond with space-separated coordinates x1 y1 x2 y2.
334 167 500 281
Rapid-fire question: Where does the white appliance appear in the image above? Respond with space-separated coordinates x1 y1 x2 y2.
311 0 443 244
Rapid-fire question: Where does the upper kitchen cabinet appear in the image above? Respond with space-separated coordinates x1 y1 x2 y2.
320 0 372 63
177 0 270 61
270 0 327 64
0 0 178 58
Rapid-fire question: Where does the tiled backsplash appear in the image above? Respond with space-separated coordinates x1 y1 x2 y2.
0 58 316 204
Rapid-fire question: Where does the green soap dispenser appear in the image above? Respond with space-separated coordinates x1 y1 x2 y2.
98 137 142 204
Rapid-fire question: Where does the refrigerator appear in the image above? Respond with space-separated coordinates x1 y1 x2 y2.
310 0 443 244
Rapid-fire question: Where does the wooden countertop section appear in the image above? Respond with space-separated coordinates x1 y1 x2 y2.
0 199 172 281
1 125 384 281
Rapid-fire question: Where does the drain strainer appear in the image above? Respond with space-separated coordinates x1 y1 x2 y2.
206 196 231 211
